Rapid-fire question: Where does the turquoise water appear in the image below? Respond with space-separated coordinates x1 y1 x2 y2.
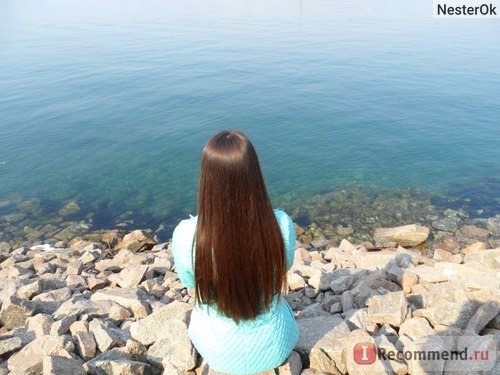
0 0 499 240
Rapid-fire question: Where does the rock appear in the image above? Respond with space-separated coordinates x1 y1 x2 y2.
406 264 448 283
341 290 354 311
464 301 499 334
374 224 430 247
51 315 77 336
58 201 80 216
145 320 197 371
338 239 357 253
398 317 436 341
460 225 490 239
444 334 497 373
463 248 500 269
298 304 329 319
374 335 408 374
42 355 86 375
116 230 156 251
101 229 126 248
367 291 407 326
0 337 23 357
0 242 11 255
130 301 192 345
7 335 74 374
288 273 306 290
26 314 53 337
487 216 500 236
308 270 333 291
92 327 125 352
330 276 354 294
345 329 395 375
406 335 447 375
294 315 345 358
432 218 458 232
117 264 148 288
351 250 399 271
413 300 475 329
432 248 452 262
73 331 96 360
461 241 487 254
0 296 35 329
433 262 499 291
90 287 151 318
309 321 351 374
85 359 150 375
109 303 132 321
278 351 302 375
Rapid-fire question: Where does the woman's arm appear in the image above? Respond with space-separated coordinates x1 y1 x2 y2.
171 217 197 288
274 210 296 270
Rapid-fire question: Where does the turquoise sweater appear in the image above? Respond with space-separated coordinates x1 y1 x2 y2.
172 210 299 374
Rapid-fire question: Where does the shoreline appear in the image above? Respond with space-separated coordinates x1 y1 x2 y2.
0 219 499 373
1 182 499 252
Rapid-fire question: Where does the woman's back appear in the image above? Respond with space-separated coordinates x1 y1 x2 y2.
171 130 299 374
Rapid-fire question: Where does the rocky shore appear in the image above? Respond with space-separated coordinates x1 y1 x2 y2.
0 217 499 374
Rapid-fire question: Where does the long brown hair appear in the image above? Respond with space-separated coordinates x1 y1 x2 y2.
194 130 286 322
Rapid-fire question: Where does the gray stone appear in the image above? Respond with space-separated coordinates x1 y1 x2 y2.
90 287 151 318
406 335 446 375
463 248 500 269
406 265 448 283
0 296 35 329
367 291 407 326
308 270 333 291
464 301 499 335
413 300 475 329
73 331 96 360
117 264 148 288
330 276 354 294
487 216 500 236
345 330 388 375
341 290 354 311
434 262 499 291
399 317 436 342
26 314 54 337
42 355 85 375
92 327 125 352
86 359 150 375
130 301 192 345
374 224 430 247
288 273 306 290
460 225 490 239
278 351 302 375
50 315 77 335
444 334 497 373
0 336 23 357
157 320 197 371
297 304 329 319
309 321 350 374
0 241 11 255
294 315 344 357
432 218 458 232
7 335 74 374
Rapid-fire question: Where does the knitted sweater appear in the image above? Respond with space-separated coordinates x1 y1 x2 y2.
172 210 299 374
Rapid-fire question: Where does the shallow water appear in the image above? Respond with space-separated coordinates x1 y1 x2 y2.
0 0 499 242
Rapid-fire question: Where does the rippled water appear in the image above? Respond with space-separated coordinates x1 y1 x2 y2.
0 0 499 241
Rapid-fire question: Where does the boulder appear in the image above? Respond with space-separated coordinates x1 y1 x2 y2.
374 225 430 247
130 301 192 345
42 355 85 375
463 248 500 269
406 335 446 375
309 321 351 374
294 315 345 358
145 320 197 371
464 301 499 335
7 335 74 374
90 287 150 318
367 291 407 326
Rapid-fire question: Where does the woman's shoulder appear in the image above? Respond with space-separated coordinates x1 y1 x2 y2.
173 215 198 238
273 209 293 226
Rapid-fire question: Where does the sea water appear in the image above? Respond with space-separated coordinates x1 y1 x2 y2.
0 0 499 240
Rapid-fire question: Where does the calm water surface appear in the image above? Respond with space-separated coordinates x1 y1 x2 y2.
0 0 499 240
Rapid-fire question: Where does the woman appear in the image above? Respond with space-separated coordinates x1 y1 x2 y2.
172 130 299 374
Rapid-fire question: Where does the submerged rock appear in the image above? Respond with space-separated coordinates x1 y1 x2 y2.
374 224 430 247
